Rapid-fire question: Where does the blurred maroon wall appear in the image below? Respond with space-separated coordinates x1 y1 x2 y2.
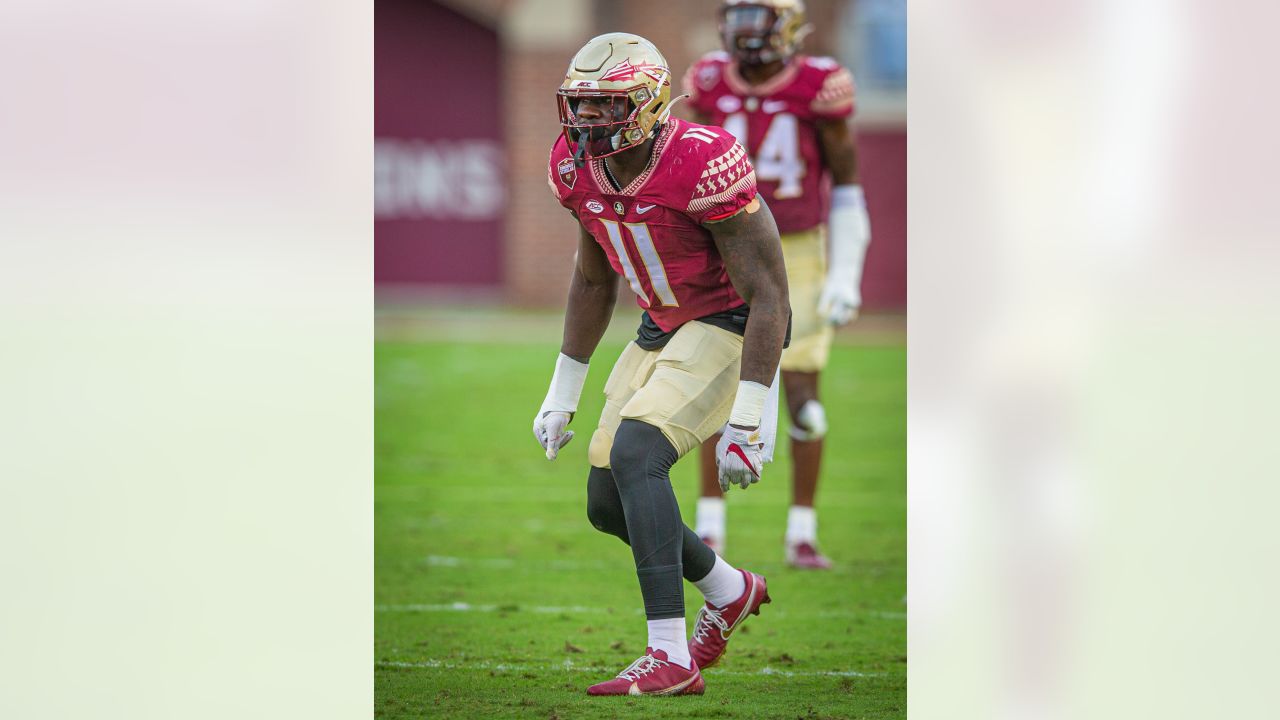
858 128 906 310
376 0 504 286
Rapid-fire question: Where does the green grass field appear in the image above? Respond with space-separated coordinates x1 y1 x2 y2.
376 329 905 719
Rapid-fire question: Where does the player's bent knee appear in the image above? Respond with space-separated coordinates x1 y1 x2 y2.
586 494 628 540
585 490 608 531
609 420 673 477
608 425 645 472
585 466 630 541
788 399 829 442
588 428 614 468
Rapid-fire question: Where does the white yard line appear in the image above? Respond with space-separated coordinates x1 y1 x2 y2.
423 555 617 571
418 554 901 577
377 602 607 614
376 659 884 678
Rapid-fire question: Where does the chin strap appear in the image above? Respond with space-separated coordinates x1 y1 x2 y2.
573 129 589 168
576 116 673 168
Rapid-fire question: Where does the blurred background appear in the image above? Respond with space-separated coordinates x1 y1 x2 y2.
374 0 905 317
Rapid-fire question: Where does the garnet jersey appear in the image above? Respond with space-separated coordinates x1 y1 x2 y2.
682 52 855 234
547 118 758 333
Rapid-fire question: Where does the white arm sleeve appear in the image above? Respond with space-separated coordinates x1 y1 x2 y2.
540 353 589 414
827 184 872 288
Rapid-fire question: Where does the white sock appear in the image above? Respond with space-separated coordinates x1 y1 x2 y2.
693 555 746 608
695 497 726 541
647 618 691 669
786 505 818 544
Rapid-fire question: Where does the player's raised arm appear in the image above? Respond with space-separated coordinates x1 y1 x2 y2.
816 117 872 326
707 198 790 489
533 223 619 461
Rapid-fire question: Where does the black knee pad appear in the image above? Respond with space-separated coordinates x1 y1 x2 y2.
585 466 629 540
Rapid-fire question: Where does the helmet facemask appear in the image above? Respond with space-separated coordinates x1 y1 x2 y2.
557 84 665 167
721 4 784 65
719 2 811 67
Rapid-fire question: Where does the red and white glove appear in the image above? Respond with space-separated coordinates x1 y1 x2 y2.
533 410 574 460
533 354 589 461
716 380 771 491
716 424 764 491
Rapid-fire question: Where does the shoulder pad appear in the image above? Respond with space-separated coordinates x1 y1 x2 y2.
810 65 856 117
675 122 733 149
686 133 755 220
684 52 730 99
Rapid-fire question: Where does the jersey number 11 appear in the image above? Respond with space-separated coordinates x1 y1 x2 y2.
599 220 679 308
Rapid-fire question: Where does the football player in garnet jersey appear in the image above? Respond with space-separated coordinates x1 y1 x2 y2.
684 0 872 569
534 33 790 696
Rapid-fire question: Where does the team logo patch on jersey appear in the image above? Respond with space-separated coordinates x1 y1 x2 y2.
613 201 625 214
716 95 742 113
585 199 605 214
557 158 577 189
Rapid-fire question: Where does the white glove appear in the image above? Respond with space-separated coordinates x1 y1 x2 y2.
534 353 589 461
817 277 861 326
716 424 764 491
533 411 574 460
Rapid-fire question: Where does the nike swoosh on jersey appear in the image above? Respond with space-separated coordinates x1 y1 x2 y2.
762 100 788 113
636 204 657 214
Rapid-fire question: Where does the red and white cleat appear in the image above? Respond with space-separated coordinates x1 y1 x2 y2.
786 541 833 570
586 648 705 696
689 569 770 670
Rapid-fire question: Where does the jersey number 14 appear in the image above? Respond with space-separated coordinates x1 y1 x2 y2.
723 112 805 199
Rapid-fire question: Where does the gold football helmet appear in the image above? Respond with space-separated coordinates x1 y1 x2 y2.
557 33 681 164
719 0 813 65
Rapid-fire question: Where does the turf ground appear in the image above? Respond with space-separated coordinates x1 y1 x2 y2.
375 315 905 718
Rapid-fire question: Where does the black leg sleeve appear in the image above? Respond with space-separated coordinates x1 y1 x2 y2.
610 420 690 619
586 465 717 583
